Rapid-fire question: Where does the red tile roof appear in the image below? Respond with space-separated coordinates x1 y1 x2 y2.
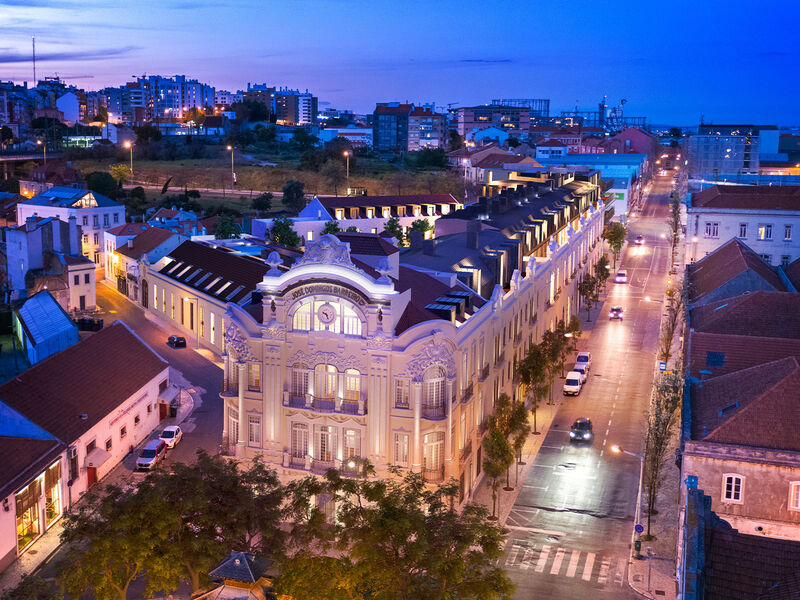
319 194 457 210
691 357 800 451
472 153 530 169
106 223 149 237
537 140 567 147
334 232 399 256
374 104 413 116
0 322 168 445
692 185 800 211
117 227 178 259
0 436 64 499
688 239 784 302
690 291 800 339
688 331 800 379
784 256 800 290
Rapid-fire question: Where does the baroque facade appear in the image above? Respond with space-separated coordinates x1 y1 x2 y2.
220 199 604 502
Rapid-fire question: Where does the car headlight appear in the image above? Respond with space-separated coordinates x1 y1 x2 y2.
583 432 591 439
569 431 576 438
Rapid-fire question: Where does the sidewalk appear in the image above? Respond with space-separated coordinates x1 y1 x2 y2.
0 368 198 595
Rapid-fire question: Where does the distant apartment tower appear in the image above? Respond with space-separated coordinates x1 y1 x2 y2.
215 90 243 107
408 106 446 151
274 89 318 126
243 83 275 116
373 103 413 153
455 105 531 137
688 124 761 177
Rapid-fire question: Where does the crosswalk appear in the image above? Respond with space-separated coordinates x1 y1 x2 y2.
501 540 626 586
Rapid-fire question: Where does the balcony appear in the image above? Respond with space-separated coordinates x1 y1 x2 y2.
422 465 444 483
460 439 473 461
479 364 490 382
283 392 367 415
460 382 474 404
514 331 522 344
478 418 489 435
220 380 237 397
529 313 538 325
495 350 505 366
421 402 446 420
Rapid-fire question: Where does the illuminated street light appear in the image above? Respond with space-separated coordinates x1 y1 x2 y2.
226 145 235 190
343 150 351 195
36 139 46 166
123 141 134 177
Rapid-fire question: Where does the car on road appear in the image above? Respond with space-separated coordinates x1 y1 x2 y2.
609 305 624 320
563 371 583 396
569 418 593 443
167 335 187 348
634 235 645 246
575 351 591 372
615 270 628 283
159 425 183 449
136 439 167 470
572 363 588 383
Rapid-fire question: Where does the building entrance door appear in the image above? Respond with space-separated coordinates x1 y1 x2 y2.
87 467 97 488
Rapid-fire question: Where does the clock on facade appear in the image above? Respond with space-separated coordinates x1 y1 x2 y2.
317 303 336 325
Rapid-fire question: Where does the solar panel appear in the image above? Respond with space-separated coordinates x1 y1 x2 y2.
225 285 245 301
184 268 203 283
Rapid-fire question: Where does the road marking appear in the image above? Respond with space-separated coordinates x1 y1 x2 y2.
523 483 548 491
504 526 567 536
566 550 581 577
614 558 627 584
535 545 551 572
605 428 610 436
600 449 604 457
608 419 613 426
597 558 611 584
549 547 566 574
507 544 521 566
519 547 535 570
582 553 596 581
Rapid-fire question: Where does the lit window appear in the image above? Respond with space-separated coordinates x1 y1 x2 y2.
790 482 800 511
785 225 793 241
704 222 719 238
395 380 410 409
757 224 773 241
723 474 744 503
248 363 261 392
248 416 261 445
394 432 409 466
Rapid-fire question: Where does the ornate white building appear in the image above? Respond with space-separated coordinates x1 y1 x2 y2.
220 198 604 502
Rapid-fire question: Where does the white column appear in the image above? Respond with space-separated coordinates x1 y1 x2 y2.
222 353 229 390
411 381 422 472
445 378 454 478
237 362 246 454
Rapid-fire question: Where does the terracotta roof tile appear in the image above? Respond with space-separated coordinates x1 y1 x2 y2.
117 227 177 259
374 104 413 116
319 194 457 210
106 223 149 237
690 291 800 339
784 256 800 290
692 184 800 211
688 331 800 379
0 322 168 445
334 232 399 256
0 436 64 499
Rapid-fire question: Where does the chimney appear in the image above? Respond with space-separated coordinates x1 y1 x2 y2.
68 215 79 255
409 230 424 250
25 216 37 232
127 238 133 249
466 221 480 250
423 239 436 256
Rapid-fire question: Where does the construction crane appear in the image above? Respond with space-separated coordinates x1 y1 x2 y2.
48 73 95 81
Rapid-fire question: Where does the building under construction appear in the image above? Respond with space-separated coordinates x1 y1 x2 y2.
491 98 550 118
557 97 647 132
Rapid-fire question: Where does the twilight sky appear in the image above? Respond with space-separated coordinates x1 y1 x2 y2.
1 0 798 125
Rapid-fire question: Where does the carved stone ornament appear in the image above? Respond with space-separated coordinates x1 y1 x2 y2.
261 318 287 341
294 234 362 274
224 317 259 362
366 325 392 350
399 332 456 381
289 349 362 372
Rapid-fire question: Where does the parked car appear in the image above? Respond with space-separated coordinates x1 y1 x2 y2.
615 270 628 283
159 425 183 449
136 439 167 470
575 352 591 372
569 418 593 443
572 363 589 383
563 371 583 396
609 306 624 320
634 235 645 246
167 335 187 348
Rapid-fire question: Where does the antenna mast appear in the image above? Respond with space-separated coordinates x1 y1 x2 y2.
32 36 37 85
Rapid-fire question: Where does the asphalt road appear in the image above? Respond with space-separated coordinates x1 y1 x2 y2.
502 174 676 599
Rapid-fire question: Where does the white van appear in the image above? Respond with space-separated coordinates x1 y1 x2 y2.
572 363 589 383
563 371 583 396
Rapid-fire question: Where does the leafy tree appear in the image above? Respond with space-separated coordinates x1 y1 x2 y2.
0 574 60 600
0 126 14 149
109 163 131 186
519 343 549 435
253 123 277 143
506 137 520 148
213 214 241 239
133 124 162 143
482 427 515 521
344 226 358 232
291 129 319 152
409 218 432 237
322 219 341 234
124 186 148 217
94 105 108 124
492 394 530 489
271 216 300 247
668 127 682 139
448 130 463 152
603 222 627 267
57 485 181 600
382 216 404 245
0 177 20 194
578 273 599 321
277 468 513 600
182 107 205 125
539 329 565 404
230 100 269 123
282 179 306 214
658 282 685 365
251 192 273 214
86 171 118 199
594 254 610 294
383 170 415 195
411 147 447 170
320 159 346 196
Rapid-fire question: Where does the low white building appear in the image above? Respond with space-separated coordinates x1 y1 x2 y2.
687 185 800 267
220 192 605 504
107 226 185 301
0 321 169 573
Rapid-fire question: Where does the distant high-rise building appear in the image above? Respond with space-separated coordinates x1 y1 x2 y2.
407 106 446 151
688 124 762 177
274 89 318 126
455 105 531 138
373 103 413 153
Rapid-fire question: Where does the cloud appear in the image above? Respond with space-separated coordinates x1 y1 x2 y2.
459 58 513 64
0 45 140 64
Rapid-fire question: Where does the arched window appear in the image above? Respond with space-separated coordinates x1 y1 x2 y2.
291 299 364 337
292 302 312 331
291 363 309 399
344 369 360 407
342 304 362 336
422 431 445 481
423 366 446 410
314 364 337 401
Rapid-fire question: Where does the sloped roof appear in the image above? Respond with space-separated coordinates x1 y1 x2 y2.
472 153 534 169
208 551 272 583
296 196 333 221
691 357 800 451
14 290 76 346
537 139 567 148
106 223 148 237
0 321 167 445
117 227 177 260
688 239 784 302
374 104 413 116
690 291 800 339
688 331 800 380
334 232 398 256
159 241 268 304
692 184 800 211
0 436 64 499
783 256 800 290
319 194 457 210
22 186 119 208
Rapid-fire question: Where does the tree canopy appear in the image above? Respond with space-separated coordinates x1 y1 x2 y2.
270 216 301 247
213 215 241 239
603 222 627 267
282 179 306 214
86 171 119 199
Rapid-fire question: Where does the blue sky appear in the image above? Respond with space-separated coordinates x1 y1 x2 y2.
1 0 798 124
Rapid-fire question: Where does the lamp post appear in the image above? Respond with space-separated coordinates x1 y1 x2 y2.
123 141 133 179
343 150 351 195
36 139 46 166
226 145 235 190
610 444 645 558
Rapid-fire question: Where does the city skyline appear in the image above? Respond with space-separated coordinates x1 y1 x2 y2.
1 0 798 125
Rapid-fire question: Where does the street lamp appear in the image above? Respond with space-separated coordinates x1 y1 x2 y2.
123 141 133 178
36 139 46 166
610 444 645 558
226 145 235 190
343 150 351 195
